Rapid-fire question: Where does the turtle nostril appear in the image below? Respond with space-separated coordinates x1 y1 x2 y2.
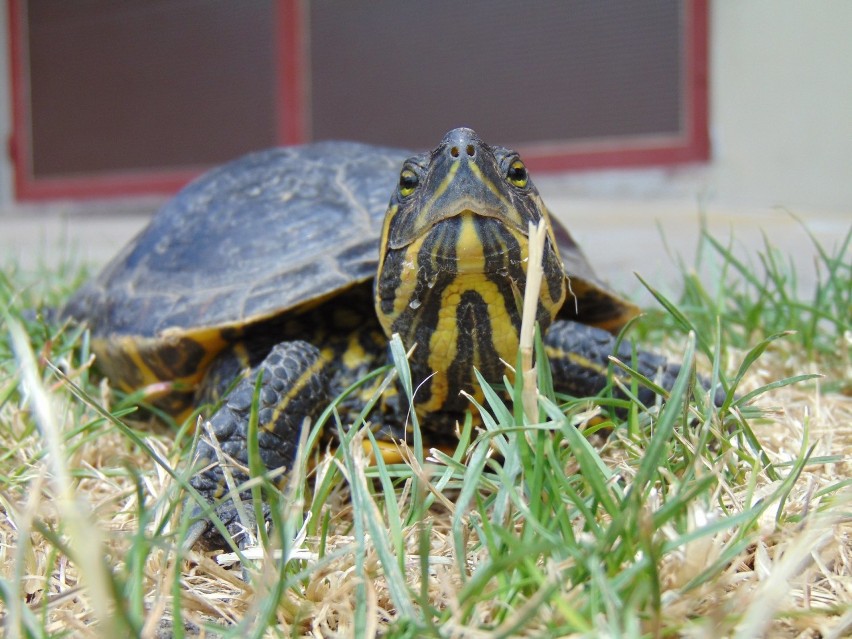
441 128 482 161
449 144 475 159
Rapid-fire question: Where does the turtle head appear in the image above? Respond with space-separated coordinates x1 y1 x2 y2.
374 128 567 414
381 127 552 249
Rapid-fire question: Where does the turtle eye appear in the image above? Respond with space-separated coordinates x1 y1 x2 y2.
398 168 419 197
506 160 528 188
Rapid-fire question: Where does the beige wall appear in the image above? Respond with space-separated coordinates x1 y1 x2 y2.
708 1 852 212
0 1 850 213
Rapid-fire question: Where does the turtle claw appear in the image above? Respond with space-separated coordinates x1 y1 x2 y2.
181 512 210 553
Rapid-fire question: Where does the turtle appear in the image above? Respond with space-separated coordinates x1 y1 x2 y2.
63 127 701 546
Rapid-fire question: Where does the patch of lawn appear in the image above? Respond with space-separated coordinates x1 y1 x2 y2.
1 221 849 638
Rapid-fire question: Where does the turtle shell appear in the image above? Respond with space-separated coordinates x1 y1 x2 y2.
63 139 638 408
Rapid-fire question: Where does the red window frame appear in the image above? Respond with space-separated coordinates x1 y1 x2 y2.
7 0 707 201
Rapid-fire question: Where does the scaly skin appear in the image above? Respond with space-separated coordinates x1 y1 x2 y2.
188 341 327 545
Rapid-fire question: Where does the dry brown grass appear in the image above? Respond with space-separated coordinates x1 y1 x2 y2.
1 334 849 637
2 220 850 637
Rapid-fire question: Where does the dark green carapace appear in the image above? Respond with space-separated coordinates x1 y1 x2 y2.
64 128 700 547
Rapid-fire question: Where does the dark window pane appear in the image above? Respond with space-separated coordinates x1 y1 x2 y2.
309 0 682 149
27 0 277 177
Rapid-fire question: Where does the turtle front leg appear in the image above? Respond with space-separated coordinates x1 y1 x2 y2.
186 340 329 548
544 320 724 408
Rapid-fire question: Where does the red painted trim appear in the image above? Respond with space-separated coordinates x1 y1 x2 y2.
11 169 202 201
276 0 307 144
689 0 711 162
523 138 704 174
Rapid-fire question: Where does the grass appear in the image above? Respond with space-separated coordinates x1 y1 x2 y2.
1 220 850 638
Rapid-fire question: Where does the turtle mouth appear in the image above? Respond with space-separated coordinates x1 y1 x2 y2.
424 210 526 275
426 202 528 235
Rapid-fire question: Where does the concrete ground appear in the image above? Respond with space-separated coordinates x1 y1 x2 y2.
2 192 849 306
